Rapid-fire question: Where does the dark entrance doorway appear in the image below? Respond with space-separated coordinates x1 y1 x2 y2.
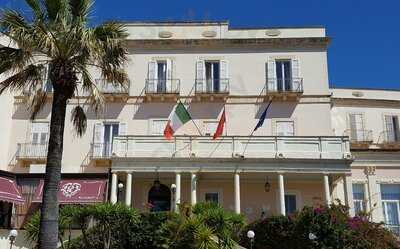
148 180 171 212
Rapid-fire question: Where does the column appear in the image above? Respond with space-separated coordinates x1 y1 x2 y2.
324 174 331 205
191 173 197 205
278 173 285 216
363 182 370 214
343 174 354 216
125 172 132 207
234 173 241 214
365 166 383 222
110 173 118 204
175 172 181 212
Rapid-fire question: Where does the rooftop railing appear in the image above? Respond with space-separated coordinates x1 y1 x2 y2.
112 135 351 160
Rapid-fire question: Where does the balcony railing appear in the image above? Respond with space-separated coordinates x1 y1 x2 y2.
16 143 48 160
266 78 303 93
112 136 350 160
377 130 400 144
195 78 230 94
343 129 373 143
145 79 180 94
90 143 114 159
95 79 129 94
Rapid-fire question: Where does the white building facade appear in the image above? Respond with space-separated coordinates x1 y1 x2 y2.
0 22 398 240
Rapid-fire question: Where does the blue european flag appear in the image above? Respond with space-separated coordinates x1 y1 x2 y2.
253 101 272 132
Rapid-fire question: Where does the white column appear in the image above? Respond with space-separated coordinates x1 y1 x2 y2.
365 166 383 222
125 172 132 207
110 173 118 204
175 172 181 212
363 182 370 214
234 173 241 214
324 174 331 205
191 173 197 205
278 173 285 216
343 174 354 216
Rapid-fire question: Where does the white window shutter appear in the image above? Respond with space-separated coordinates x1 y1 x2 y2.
93 122 104 157
267 59 276 91
116 122 127 156
196 60 205 92
385 115 395 142
148 61 157 93
119 122 127 136
220 60 228 92
291 59 300 91
166 59 173 92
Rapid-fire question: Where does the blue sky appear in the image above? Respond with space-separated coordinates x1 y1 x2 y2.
2 0 399 89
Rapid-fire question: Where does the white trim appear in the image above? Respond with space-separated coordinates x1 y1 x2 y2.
272 118 296 136
274 189 302 214
200 188 224 205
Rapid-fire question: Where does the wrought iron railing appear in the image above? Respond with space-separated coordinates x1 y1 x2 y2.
343 129 373 143
377 130 400 144
95 79 129 94
90 142 114 159
266 78 303 93
145 79 180 94
195 78 230 94
16 143 48 159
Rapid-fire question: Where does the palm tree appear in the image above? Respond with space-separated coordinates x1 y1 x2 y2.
0 1 128 248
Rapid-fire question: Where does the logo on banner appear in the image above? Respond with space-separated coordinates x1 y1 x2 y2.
61 183 81 198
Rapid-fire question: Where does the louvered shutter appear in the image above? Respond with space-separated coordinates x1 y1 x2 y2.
385 116 396 142
196 60 205 92
267 59 276 91
166 59 173 92
220 60 228 92
148 61 157 93
115 122 127 156
93 123 104 157
291 59 300 91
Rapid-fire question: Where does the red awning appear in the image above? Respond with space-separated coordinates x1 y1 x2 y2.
33 179 107 204
0 176 24 204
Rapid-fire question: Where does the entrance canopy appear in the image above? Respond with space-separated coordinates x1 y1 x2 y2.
0 176 24 204
33 179 107 204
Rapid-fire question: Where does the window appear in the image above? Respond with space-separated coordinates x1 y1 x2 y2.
157 61 167 92
205 192 219 204
204 121 219 136
276 60 292 91
276 121 295 136
151 120 168 135
384 115 400 142
93 122 126 157
285 194 297 215
353 184 366 214
30 122 49 144
381 184 400 235
196 60 228 93
147 60 172 93
349 114 366 142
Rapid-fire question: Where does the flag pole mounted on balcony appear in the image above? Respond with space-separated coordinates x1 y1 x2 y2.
242 100 273 155
164 100 202 139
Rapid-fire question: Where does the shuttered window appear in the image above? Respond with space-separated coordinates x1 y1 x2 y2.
348 114 365 142
384 115 400 142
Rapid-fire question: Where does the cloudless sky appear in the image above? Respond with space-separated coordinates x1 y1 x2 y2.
2 0 399 89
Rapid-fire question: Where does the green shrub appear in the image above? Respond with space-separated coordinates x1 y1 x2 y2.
239 204 400 249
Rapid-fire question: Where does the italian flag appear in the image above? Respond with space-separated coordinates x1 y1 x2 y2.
164 102 192 140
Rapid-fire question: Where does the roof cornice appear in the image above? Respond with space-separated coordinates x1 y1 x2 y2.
125 37 330 49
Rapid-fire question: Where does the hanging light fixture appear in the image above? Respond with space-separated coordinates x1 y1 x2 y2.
264 177 271 192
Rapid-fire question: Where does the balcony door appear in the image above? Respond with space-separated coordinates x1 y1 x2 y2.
267 59 300 92
205 61 220 93
385 115 400 142
148 60 172 93
276 60 292 91
29 122 49 157
196 60 228 93
93 122 126 157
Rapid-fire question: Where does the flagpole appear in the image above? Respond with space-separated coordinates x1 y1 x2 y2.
178 100 203 136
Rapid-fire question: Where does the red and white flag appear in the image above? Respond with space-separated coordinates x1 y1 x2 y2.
213 108 226 140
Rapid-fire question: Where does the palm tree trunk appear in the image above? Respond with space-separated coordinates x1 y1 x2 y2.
38 88 69 249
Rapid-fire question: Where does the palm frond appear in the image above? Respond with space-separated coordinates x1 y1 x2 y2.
71 105 87 137
43 0 64 21
0 47 33 74
69 0 92 22
28 89 48 120
0 64 45 94
80 67 104 113
25 0 44 20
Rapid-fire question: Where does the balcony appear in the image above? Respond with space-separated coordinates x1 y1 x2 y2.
111 136 351 160
265 78 303 100
16 143 48 165
144 79 180 102
343 129 373 150
89 143 113 166
194 78 229 101
377 130 400 150
95 79 129 101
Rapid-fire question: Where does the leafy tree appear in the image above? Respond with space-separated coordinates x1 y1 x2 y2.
0 1 128 248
